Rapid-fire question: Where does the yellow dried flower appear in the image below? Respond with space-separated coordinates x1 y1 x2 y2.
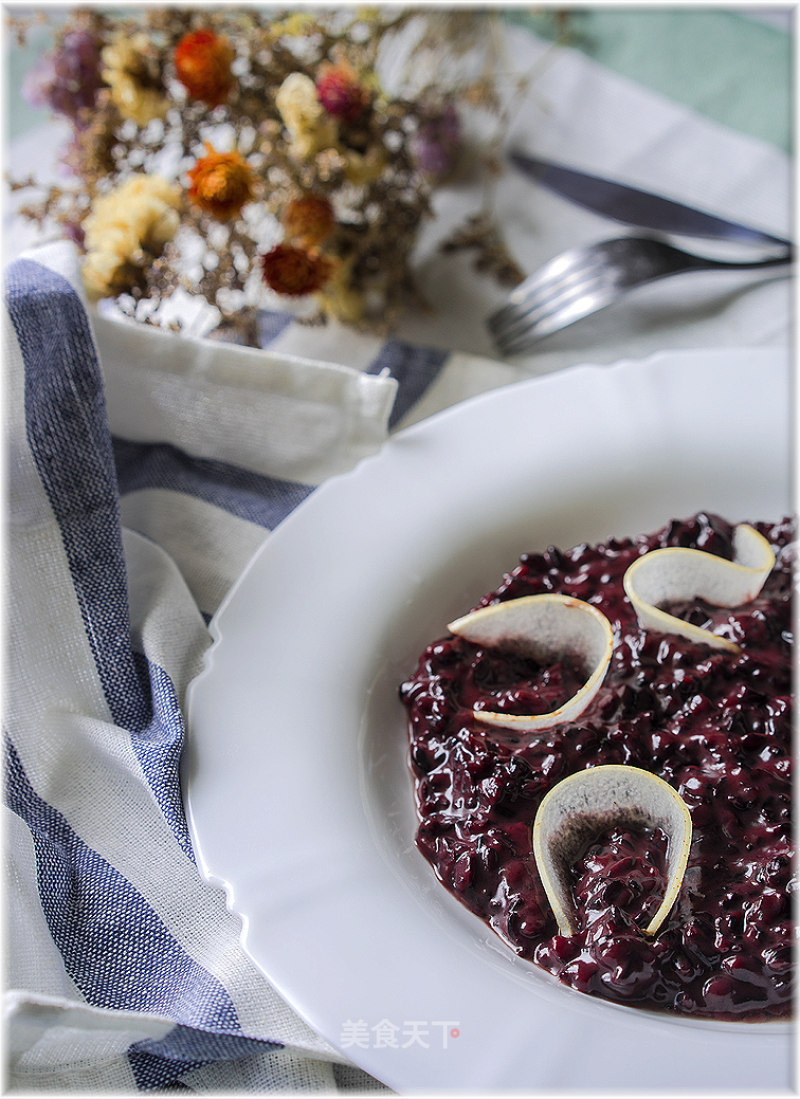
275 72 338 160
101 33 170 126
316 256 365 324
283 13 317 37
268 13 317 42
344 145 386 186
82 174 182 299
82 236 139 299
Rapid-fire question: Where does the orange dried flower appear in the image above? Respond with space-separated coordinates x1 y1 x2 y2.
260 244 333 296
315 60 369 124
174 29 235 107
188 144 255 220
283 194 335 247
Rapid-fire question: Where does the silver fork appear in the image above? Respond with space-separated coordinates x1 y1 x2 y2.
487 235 793 356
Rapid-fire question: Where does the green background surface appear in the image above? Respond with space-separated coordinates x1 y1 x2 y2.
508 6 793 153
4 7 794 151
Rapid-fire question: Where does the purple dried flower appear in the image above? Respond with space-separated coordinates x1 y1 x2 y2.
412 103 461 177
22 30 103 124
62 220 86 248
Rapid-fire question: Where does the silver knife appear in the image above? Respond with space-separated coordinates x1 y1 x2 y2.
510 150 791 249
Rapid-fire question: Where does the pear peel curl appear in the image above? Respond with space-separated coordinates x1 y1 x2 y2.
623 523 775 653
532 765 693 937
448 594 614 732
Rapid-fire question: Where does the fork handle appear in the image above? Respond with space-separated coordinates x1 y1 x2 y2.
650 239 793 272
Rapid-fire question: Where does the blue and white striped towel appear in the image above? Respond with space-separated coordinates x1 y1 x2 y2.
4 241 520 1092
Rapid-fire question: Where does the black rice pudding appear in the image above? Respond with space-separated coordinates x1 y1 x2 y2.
399 513 795 1021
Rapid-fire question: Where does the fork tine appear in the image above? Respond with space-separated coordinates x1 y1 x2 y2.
486 247 595 333
498 277 606 340
496 294 607 354
491 253 616 350
497 281 619 352
495 282 623 353
492 264 603 338
487 243 616 337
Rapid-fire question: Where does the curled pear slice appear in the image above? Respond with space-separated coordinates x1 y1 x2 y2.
623 523 775 653
448 594 613 732
532 764 692 937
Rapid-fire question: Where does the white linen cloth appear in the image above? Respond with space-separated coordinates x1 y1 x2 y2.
5 240 398 1093
4 15 792 1094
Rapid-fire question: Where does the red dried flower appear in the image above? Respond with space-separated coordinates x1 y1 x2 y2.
315 60 369 124
188 144 255 220
174 29 235 107
283 194 335 247
260 244 333 296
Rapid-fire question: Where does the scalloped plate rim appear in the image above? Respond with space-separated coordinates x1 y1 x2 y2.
184 346 793 1093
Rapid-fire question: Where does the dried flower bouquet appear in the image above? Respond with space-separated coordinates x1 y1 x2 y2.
9 6 563 343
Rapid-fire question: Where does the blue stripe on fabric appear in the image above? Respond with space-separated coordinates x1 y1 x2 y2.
366 339 449 428
5 258 144 731
257 308 293 347
4 733 244 1032
5 259 254 1061
6 259 198 856
131 653 195 862
128 1025 281 1091
113 436 315 529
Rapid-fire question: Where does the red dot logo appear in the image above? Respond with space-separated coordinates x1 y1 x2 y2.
450 1027 460 1039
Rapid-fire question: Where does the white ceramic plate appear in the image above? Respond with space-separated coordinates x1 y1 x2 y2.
184 348 794 1093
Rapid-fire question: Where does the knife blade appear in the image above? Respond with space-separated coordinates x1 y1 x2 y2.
510 150 791 249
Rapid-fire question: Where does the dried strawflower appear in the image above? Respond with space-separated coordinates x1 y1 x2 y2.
22 29 102 124
276 72 338 160
174 29 235 107
82 174 182 299
283 194 335 247
260 244 333 297
315 60 369 124
102 33 170 126
187 144 255 220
